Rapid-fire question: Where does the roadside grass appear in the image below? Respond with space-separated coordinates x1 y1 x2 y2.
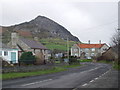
113 63 120 70
97 60 113 64
2 67 66 80
77 59 93 62
2 64 82 80
0 74 2 80
97 60 120 70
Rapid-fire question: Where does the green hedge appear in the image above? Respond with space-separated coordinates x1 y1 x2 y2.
19 52 36 65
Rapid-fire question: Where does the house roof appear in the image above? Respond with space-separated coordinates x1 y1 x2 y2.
77 44 105 48
20 38 47 49
0 42 12 49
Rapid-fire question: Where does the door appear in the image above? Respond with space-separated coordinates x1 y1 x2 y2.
11 52 16 63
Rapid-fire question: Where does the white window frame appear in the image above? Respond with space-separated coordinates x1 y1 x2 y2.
4 51 8 56
91 53 94 56
91 48 95 51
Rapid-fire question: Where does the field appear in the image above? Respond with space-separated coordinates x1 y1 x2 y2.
39 38 79 51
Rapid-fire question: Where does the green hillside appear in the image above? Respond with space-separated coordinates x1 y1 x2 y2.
39 38 80 51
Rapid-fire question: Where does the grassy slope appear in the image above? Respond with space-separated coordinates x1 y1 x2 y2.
39 38 79 51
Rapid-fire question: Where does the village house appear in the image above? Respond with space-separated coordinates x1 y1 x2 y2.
0 42 18 64
99 47 118 61
8 32 48 64
71 40 109 59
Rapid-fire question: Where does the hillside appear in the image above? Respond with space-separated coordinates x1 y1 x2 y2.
2 15 80 42
39 38 78 51
1 15 81 51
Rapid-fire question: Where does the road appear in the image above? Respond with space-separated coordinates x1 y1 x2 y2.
2 62 118 89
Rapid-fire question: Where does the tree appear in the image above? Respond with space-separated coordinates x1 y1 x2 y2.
110 29 119 65
110 29 119 47
19 52 36 65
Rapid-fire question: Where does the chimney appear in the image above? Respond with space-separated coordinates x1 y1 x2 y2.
99 40 101 44
88 40 90 44
11 32 18 48
34 37 39 42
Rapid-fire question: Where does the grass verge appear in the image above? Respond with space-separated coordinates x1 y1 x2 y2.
113 63 120 70
2 67 66 80
97 60 120 70
77 59 92 62
97 60 112 64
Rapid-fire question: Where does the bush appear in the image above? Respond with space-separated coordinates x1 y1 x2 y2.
19 52 36 65
69 56 79 64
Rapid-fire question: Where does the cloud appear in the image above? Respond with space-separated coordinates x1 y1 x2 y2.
0 0 118 44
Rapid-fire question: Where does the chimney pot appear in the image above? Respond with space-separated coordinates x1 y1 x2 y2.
99 40 101 44
88 40 90 44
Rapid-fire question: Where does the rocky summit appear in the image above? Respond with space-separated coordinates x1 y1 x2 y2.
2 15 80 42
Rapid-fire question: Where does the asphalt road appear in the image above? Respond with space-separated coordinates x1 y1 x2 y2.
2 62 118 89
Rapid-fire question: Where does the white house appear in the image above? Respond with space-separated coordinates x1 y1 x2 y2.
71 41 109 59
0 43 18 64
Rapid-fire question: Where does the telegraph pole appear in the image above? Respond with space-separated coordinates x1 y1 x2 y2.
118 28 120 65
67 37 69 61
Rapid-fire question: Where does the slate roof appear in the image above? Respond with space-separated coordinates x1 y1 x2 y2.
0 42 12 49
20 38 47 49
77 44 105 48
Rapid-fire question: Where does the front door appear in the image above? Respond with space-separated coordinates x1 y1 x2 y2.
11 52 16 63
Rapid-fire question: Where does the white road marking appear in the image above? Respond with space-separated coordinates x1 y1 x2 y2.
82 83 88 86
21 79 52 87
95 77 98 80
80 67 100 74
81 69 111 87
90 80 94 82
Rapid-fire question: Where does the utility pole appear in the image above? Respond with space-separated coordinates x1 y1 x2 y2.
118 28 120 65
67 37 69 61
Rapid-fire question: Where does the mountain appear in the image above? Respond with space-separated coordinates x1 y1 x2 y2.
2 15 80 43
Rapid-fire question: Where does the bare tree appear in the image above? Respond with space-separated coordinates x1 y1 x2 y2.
110 29 120 65
110 29 119 47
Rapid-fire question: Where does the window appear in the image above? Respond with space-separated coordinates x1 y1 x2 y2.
74 49 78 52
85 53 88 56
91 48 95 51
4 51 8 56
91 53 94 56
0 51 2 56
85 48 89 52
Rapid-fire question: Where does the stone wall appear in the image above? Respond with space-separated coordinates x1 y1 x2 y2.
2 64 54 73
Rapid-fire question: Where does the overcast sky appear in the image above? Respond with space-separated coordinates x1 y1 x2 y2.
0 0 119 45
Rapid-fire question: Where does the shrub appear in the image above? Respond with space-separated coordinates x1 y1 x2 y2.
69 56 79 64
19 52 36 65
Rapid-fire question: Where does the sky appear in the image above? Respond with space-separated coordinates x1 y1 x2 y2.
0 0 119 45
